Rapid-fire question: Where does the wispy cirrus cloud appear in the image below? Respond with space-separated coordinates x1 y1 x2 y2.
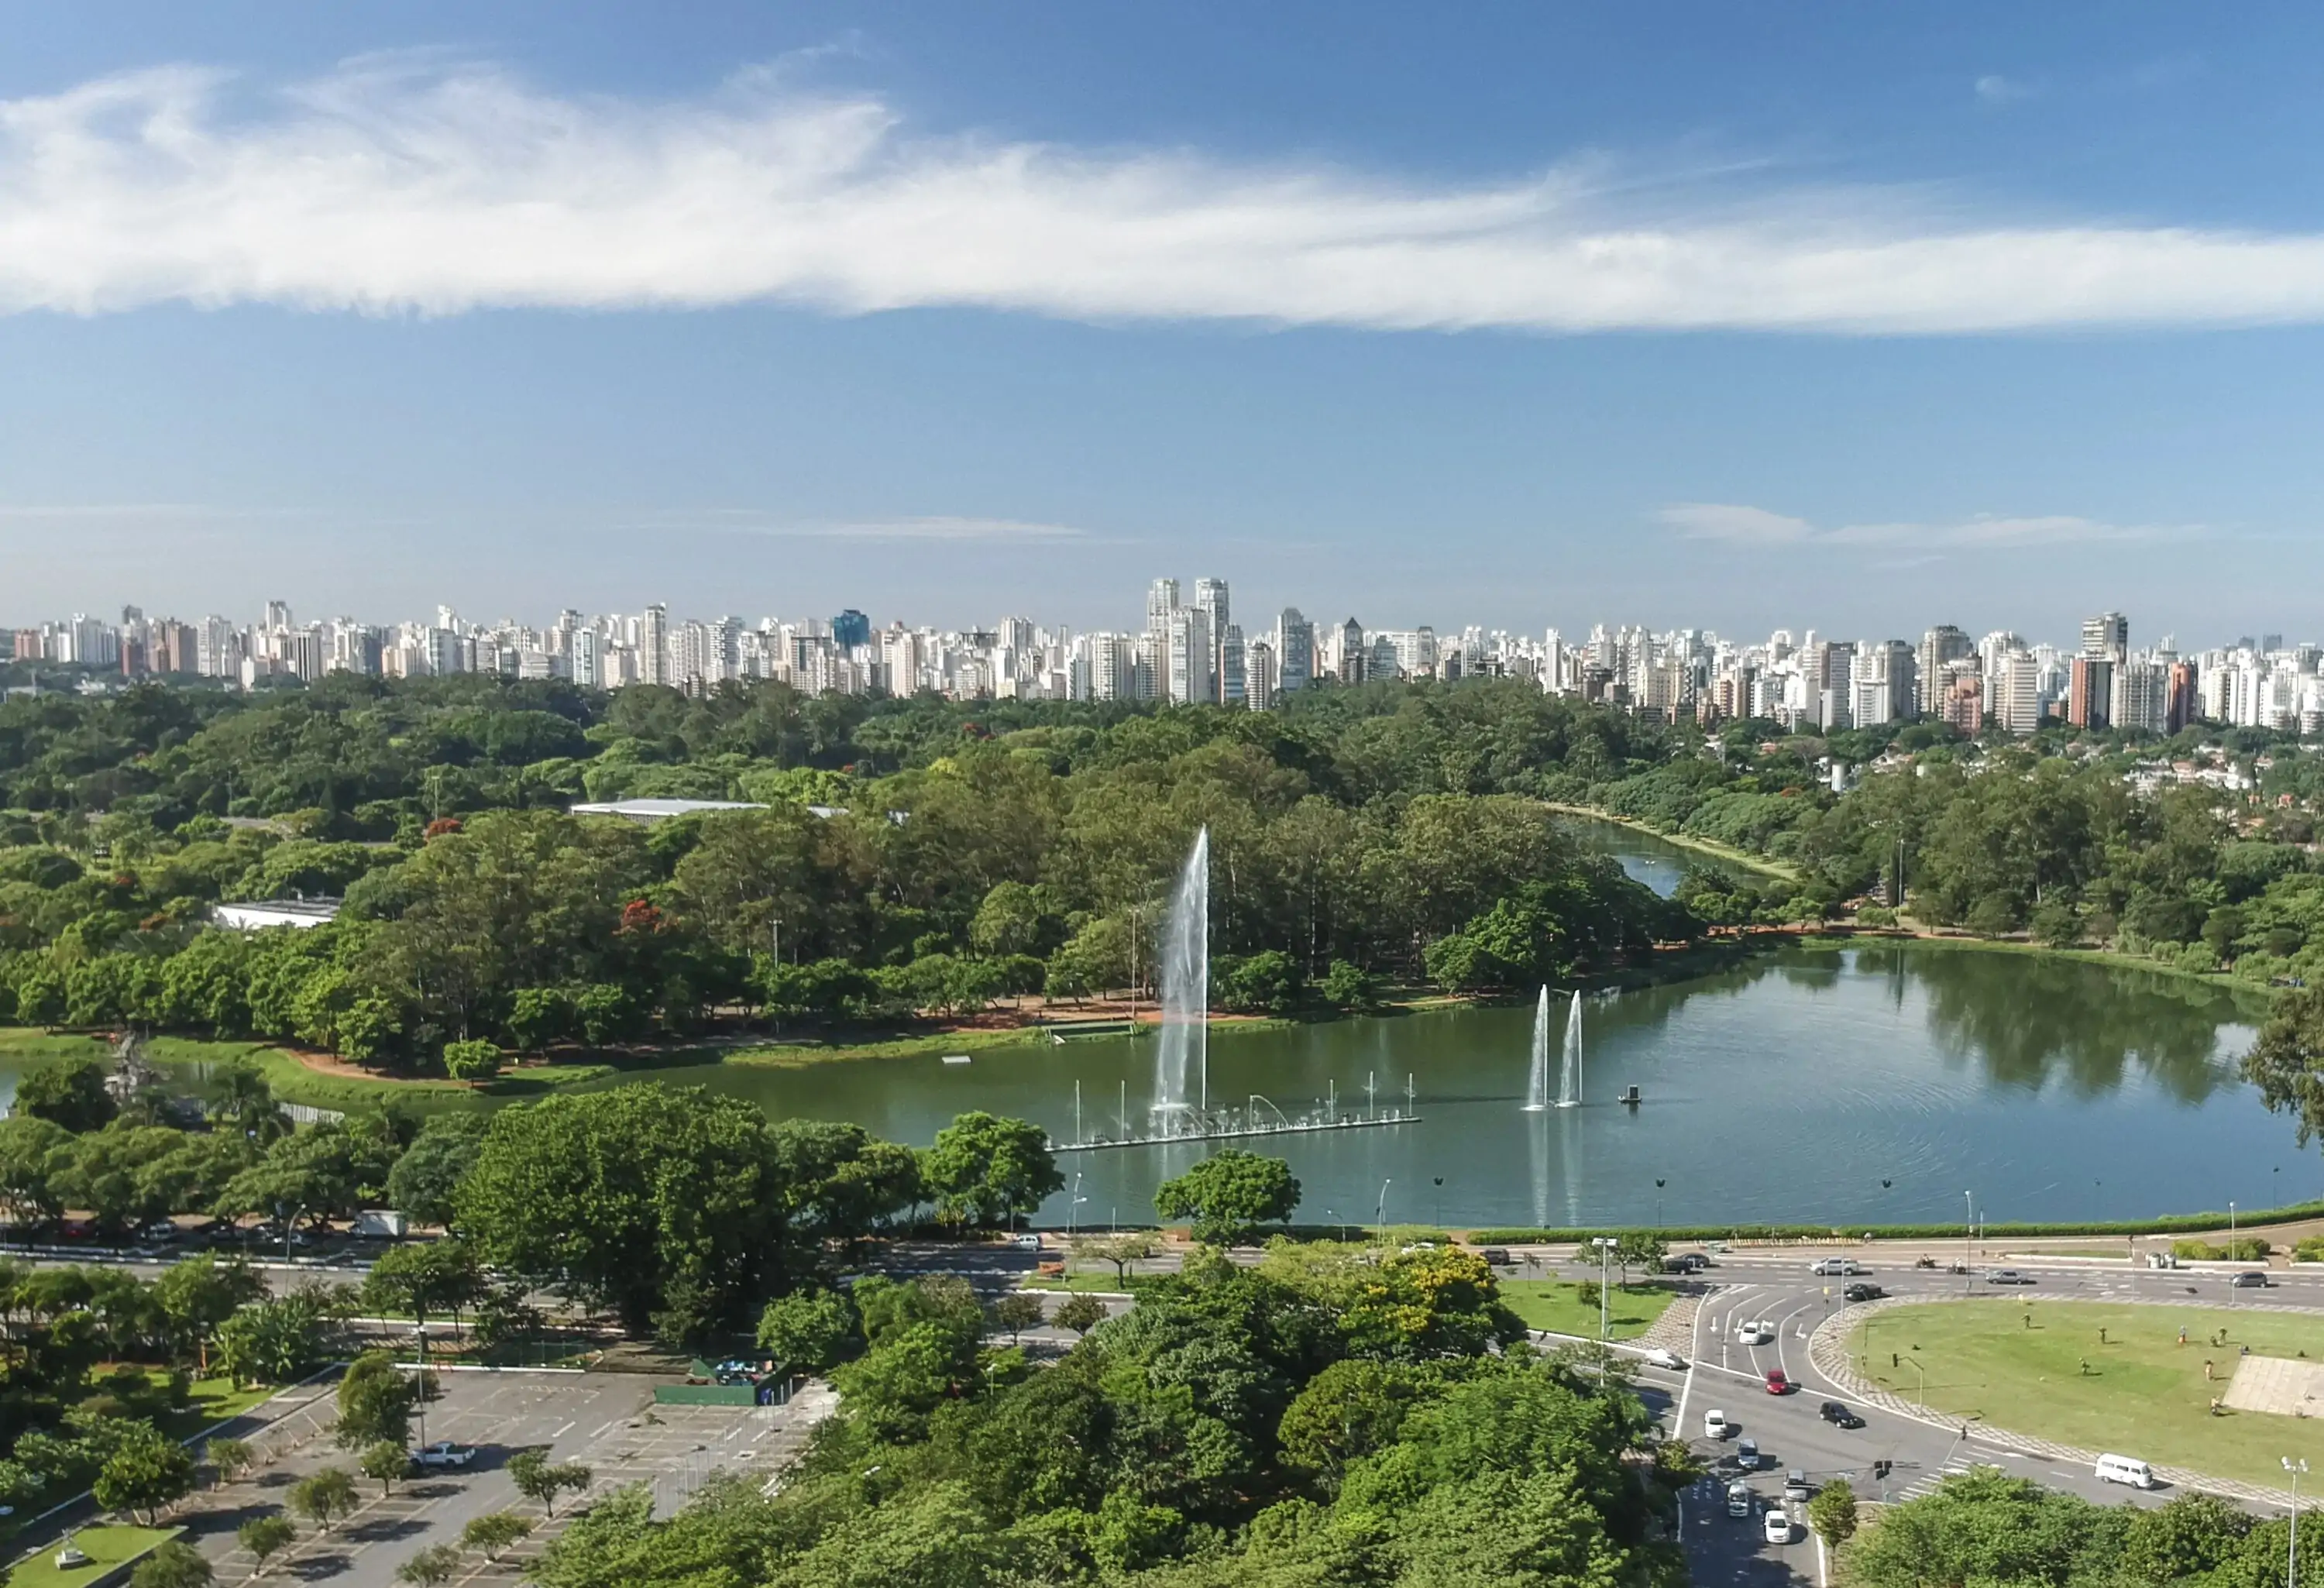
1661 504 2184 547
9 60 2324 335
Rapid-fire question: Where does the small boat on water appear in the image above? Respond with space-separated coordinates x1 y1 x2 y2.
940 1054 973 1066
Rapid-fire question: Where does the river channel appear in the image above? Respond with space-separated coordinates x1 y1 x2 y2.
598 823 2294 1232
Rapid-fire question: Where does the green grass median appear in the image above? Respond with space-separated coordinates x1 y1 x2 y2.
1861 1300 2324 1490
5 1525 180 1588
1501 1280 1677 1340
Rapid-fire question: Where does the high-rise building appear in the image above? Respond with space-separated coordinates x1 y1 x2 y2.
1219 623 1246 706
2167 662 2200 733
2111 660 2169 734
638 604 669 686
1940 665 1984 736
1166 608 1213 705
2081 612 2129 662
1245 638 1276 710
1917 625 1972 714
2068 656 2114 729
1336 618 1366 685
1193 579 1229 703
1274 610 1314 695
569 627 601 689
1993 652 2044 734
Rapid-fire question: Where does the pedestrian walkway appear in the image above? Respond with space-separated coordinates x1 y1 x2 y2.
1807 1300 2298 1511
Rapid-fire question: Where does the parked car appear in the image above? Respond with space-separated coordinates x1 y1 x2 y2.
412 1442 476 1469
1810 1257 1865 1277
1737 1437 1761 1470
1704 1409 1731 1440
1843 1281 1885 1303
1763 1507 1792 1545
1785 1469 1813 1502
1820 1401 1865 1429
1644 1348 1688 1371
1726 1481 1752 1518
2231 1271 2271 1288
1765 1368 1793 1395
1986 1269 2035 1285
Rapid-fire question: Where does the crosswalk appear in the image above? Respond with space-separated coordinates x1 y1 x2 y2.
1893 1456 1990 1502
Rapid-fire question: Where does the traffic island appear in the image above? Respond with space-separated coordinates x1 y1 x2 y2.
1810 1297 2324 1500
4 1525 184 1588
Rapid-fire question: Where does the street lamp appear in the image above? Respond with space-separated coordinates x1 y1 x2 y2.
1655 1178 1666 1231
1376 1178 1392 1239
1433 1176 1445 1229
2287 1458 2308 1588
1067 1171 1086 1237
1964 1191 1975 1290
1592 1236 1618 1340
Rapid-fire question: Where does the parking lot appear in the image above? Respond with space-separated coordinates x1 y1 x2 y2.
173 1370 835 1586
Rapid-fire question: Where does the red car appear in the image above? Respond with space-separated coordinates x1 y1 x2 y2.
1765 1369 1793 1395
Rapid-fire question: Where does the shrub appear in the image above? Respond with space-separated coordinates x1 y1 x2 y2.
441 1039 503 1081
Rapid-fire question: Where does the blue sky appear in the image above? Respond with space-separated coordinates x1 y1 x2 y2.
5 2 2324 644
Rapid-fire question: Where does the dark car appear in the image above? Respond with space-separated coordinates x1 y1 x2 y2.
1480 1248 1511 1267
2231 1271 2271 1289
1843 1282 1884 1303
1820 1401 1865 1429
1667 1253 1710 1273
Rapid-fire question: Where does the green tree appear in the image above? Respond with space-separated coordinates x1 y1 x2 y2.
154 1254 266 1375
918 1112 1062 1229
988 1291 1045 1345
1611 1229 1666 1286
214 1288 334 1387
1054 1293 1106 1335
15 1058 116 1133
288 1466 358 1533
359 1439 408 1497
236 1514 297 1578
456 1085 786 1338
335 1350 418 1450
441 1039 503 1081
460 1511 536 1560
755 1288 858 1374
1077 1232 1160 1287
1808 1476 1858 1548
395 1544 463 1586
382 1112 489 1229
205 1436 253 1489
2245 986 2324 1148
363 1239 485 1341
1277 1358 1421 1478
129 1539 214 1588
1153 1150 1301 1245
507 1449 592 1516
93 1421 196 1523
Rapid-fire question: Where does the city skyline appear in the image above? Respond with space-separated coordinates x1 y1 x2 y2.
8 5 2324 630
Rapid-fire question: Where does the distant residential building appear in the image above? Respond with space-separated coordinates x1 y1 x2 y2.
2111 660 2170 734
2068 656 2114 730
1917 625 1972 714
2081 611 2129 663
1274 610 1315 695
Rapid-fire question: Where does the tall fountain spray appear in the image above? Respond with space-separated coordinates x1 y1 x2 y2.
1557 990 1583 1108
1150 827 1210 1133
1522 985 1551 1111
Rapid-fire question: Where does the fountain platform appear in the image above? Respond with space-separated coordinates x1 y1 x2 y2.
1054 1109 1418 1153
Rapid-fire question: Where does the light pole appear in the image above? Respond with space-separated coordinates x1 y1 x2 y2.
1593 1236 1618 1339
1655 1177 1666 1231
2232 1201 2240 1305
1433 1177 1444 1229
1376 1178 1392 1239
2287 1458 2308 1588
1964 1191 1975 1291
1067 1172 1085 1237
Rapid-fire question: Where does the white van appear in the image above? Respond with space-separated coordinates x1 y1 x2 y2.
2095 1454 2155 1490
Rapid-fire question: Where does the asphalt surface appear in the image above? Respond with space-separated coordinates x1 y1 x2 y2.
1597 1248 2324 1588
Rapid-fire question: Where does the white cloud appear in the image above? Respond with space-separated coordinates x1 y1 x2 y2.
9 61 2324 333
1663 504 2179 548
1974 74 2034 105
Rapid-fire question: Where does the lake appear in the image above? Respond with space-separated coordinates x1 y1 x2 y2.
589 823 2291 1230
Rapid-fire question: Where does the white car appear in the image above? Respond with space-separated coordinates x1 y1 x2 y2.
411 1442 476 1469
1810 1257 1864 1277
1643 1348 1687 1371
1763 1507 1792 1545
1008 1233 1042 1250
1735 1321 1774 1345
1703 1409 1730 1440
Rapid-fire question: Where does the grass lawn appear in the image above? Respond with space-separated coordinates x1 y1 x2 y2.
1862 1300 2324 1490
159 1376 279 1438
1023 1270 1151 1294
5 1524 180 1587
1501 1280 1678 1341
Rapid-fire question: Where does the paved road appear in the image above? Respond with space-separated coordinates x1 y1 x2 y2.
1590 1249 2324 1588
